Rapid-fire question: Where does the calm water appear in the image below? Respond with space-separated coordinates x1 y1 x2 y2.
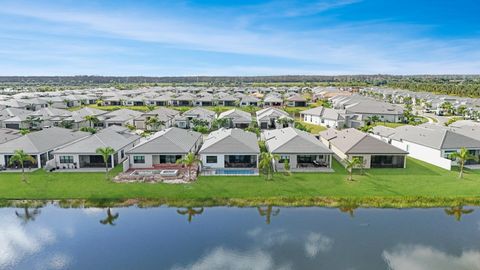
1 204 480 270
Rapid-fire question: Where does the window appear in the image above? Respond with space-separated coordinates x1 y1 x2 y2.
133 156 145 164
279 155 290 163
159 155 182 163
59 156 74 164
120 150 125 159
206 156 217 164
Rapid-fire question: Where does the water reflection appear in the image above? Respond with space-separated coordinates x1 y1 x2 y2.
257 206 280 224
177 207 204 223
338 203 358 218
15 207 41 224
99 208 119 226
0 205 479 269
444 206 474 221
383 244 480 270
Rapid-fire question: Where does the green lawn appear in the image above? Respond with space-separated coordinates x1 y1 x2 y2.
1 158 480 207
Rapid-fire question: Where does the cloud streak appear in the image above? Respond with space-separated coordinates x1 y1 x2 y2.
0 0 478 75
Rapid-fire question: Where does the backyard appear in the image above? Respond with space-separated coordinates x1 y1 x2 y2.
1 158 480 207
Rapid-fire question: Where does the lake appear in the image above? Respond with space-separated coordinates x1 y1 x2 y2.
1 204 479 270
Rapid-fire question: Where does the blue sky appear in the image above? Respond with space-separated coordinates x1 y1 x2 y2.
0 0 479 76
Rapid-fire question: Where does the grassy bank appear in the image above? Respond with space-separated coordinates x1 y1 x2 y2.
1 158 480 207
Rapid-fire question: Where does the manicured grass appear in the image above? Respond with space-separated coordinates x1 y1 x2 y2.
1 158 479 207
299 121 328 134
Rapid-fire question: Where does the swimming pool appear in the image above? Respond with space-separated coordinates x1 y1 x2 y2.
213 169 257 176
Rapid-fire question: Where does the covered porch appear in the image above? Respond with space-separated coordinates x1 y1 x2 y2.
78 154 116 169
224 155 258 168
152 154 184 165
370 155 406 168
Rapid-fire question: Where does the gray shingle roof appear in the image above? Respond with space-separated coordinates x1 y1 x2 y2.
218 109 252 123
344 101 403 115
263 127 332 154
391 125 480 150
0 128 21 144
0 127 90 154
320 128 407 155
53 128 140 154
199 128 260 154
127 127 201 154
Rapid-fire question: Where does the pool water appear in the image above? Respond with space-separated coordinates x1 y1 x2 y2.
214 169 257 175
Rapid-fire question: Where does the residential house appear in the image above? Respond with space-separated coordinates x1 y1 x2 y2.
378 125 480 170
51 127 140 170
175 108 216 129
104 109 143 127
319 128 408 169
240 96 260 107
133 107 179 130
256 107 293 129
300 106 346 129
262 127 333 172
0 127 90 169
286 94 307 107
218 109 252 128
126 127 202 170
199 128 260 170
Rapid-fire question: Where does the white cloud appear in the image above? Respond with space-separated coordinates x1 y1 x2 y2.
171 247 291 270
47 253 72 270
383 245 480 270
304 232 334 258
0 217 56 268
0 1 479 74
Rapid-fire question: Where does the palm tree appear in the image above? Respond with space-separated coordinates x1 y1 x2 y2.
16 206 41 224
95 147 115 179
444 206 474 222
9 149 37 183
146 116 164 131
276 117 294 128
24 115 42 130
177 207 204 223
344 157 362 181
84 115 99 128
176 153 202 181
360 125 373 133
100 208 119 225
449 148 478 179
257 206 280 224
19 129 30 136
283 159 291 176
146 104 156 111
258 152 279 181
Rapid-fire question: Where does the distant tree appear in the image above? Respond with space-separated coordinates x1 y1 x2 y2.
9 149 37 183
344 157 362 181
19 129 30 136
283 159 291 176
449 148 478 179
146 104 156 111
176 153 202 181
84 115 99 128
80 127 96 134
95 147 115 179
259 152 279 181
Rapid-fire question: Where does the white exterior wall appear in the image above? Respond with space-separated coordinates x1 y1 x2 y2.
391 139 451 170
0 154 5 166
128 154 153 168
302 114 341 129
201 154 225 169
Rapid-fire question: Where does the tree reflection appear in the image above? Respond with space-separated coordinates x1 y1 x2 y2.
15 206 41 224
257 206 280 224
177 207 204 223
444 206 474 222
100 208 119 226
339 204 359 218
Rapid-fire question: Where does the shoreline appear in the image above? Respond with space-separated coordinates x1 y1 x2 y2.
2 196 480 208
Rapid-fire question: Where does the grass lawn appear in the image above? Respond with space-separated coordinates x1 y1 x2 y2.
299 121 328 134
1 158 479 207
